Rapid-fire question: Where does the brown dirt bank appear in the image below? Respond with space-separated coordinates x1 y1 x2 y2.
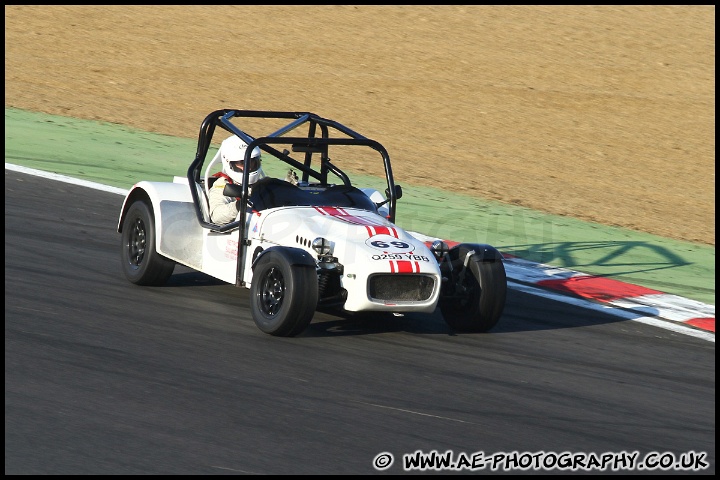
5 5 715 245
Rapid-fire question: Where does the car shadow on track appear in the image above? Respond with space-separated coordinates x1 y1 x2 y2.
304 309 453 337
164 269 228 287
159 268 629 337
302 288 629 338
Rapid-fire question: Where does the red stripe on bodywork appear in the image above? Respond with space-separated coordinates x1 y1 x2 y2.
351 217 384 226
684 318 715 332
314 206 396 236
537 276 663 302
390 260 420 273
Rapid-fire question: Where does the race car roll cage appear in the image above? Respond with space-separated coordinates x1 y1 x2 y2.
187 109 403 286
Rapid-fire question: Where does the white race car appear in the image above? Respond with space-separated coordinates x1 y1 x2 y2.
118 110 507 336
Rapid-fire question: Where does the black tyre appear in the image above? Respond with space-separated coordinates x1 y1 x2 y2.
440 249 507 333
250 250 318 337
120 200 175 286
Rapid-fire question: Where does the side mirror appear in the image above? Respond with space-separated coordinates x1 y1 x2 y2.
385 185 403 200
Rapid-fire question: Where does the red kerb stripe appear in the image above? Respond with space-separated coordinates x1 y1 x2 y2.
537 276 663 302
684 318 715 332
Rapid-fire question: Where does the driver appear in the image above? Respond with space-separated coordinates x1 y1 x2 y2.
208 135 266 224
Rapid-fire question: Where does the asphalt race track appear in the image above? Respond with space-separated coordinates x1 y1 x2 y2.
4 170 715 475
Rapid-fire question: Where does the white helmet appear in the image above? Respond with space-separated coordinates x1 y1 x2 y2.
220 135 266 185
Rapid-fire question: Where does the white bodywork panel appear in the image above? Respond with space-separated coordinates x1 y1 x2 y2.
249 206 441 312
119 178 442 313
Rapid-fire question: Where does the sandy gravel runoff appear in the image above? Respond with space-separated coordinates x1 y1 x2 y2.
5 5 715 245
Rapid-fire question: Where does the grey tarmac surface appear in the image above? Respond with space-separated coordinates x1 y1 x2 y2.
4 170 715 474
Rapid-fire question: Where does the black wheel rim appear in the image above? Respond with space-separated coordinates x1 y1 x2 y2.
458 270 480 308
259 266 285 316
127 216 147 268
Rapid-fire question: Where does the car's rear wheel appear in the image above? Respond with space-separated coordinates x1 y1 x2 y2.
251 250 318 337
440 248 507 332
120 200 175 286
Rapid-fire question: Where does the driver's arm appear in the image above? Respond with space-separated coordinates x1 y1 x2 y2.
208 178 240 224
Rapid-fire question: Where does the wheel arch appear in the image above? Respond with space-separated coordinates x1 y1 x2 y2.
117 181 195 253
117 185 153 233
448 243 504 263
252 246 317 271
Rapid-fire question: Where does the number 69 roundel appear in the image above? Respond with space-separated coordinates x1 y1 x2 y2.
365 234 414 253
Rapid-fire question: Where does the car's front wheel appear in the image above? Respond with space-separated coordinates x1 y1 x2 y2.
250 250 318 337
120 200 175 286
440 246 507 332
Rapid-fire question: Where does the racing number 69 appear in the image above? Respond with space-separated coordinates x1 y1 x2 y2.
371 240 409 249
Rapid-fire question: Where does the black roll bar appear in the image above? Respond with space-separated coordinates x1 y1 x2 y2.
186 109 399 286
